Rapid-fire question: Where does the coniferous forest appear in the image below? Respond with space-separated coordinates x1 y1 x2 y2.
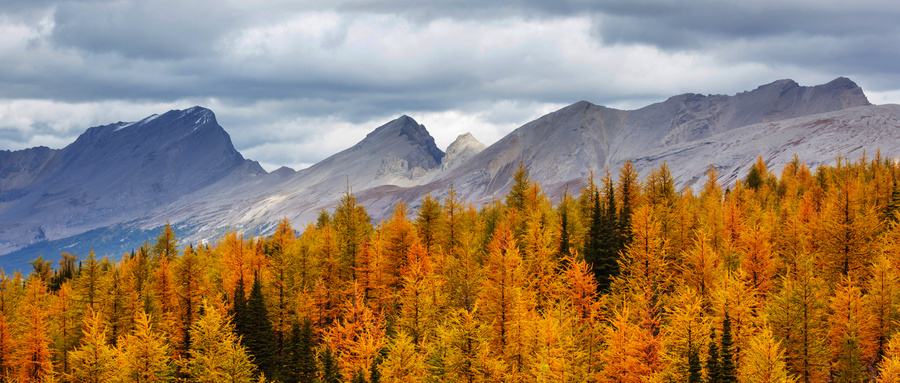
5 154 900 383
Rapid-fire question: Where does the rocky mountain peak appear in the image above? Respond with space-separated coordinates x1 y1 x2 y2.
356 115 444 169
442 132 486 171
446 132 485 157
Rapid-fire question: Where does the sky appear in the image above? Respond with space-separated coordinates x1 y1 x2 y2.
1 0 899 172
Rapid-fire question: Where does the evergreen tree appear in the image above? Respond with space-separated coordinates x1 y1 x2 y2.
282 319 317 383
688 333 702 383
232 275 248 337
584 190 604 287
585 172 621 292
747 159 764 190
245 275 276 379
707 331 721 383
320 346 343 383
720 310 737 383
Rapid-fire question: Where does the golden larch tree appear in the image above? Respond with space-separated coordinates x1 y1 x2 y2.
66 309 121 383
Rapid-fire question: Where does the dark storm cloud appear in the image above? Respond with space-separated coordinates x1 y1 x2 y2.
589 1 900 89
1 0 899 170
50 0 242 60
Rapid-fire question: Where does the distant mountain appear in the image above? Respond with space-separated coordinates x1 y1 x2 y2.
0 107 264 257
2 77 896 270
419 77 872 203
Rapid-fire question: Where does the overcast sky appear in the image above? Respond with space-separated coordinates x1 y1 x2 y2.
1 0 899 171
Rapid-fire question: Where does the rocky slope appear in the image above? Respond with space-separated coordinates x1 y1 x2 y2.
0 107 264 256
0 77 892 270
420 77 871 204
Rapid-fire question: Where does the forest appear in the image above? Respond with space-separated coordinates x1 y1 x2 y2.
3 154 900 383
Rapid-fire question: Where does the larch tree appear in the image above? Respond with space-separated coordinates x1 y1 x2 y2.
562 256 604 378
0 274 17 383
415 193 446 260
617 204 671 299
767 253 829 383
441 185 463 253
878 333 900 382
118 310 173 383
16 277 55 383
865 253 900 371
599 305 656 383
827 279 869 383
380 202 419 303
438 305 495 383
397 237 440 346
66 310 121 383
479 220 533 371
380 331 426 383
817 166 881 284
446 227 483 315
738 218 777 298
266 217 297 360
739 327 795 383
659 288 709 383
51 281 81 377
152 221 178 262
75 250 107 314
333 191 374 281
174 244 207 358
617 161 641 247
183 299 256 383
682 228 720 300
324 282 386 382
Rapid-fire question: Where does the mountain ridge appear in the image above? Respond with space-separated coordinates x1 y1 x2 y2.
0 77 890 269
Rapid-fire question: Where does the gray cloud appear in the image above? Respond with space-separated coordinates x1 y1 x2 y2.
51 0 242 60
1 0 899 171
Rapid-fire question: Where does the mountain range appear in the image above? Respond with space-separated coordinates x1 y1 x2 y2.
2 77 898 270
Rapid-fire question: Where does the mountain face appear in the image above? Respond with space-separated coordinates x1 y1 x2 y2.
442 133 486 171
293 115 444 189
427 77 872 202
0 77 892 269
0 106 264 255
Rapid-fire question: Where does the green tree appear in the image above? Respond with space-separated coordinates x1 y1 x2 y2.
245 275 276 379
281 319 317 383
319 346 343 383
707 330 721 383
720 310 737 383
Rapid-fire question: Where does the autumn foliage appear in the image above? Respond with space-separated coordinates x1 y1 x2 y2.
4 154 900 382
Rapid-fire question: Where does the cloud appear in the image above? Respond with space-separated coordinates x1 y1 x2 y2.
50 0 242 60
1 0 899 172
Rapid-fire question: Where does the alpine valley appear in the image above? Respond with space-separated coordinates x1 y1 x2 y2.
2 77 898 269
